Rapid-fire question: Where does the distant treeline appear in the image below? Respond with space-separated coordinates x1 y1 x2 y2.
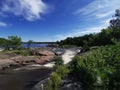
57 9 120 49
22 42 56 44
0 36 56 50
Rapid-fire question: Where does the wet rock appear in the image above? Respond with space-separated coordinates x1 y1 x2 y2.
61 79 82 90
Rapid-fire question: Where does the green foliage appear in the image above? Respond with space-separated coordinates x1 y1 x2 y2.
58 27 118 48
27 40 33 49
70 56 97 86
0 38 9 50
15 49 30 56
47 65 70 90
110 9 120 27
56 65 70 78
70 44 120 88
58 9 120 49
8 36 22 50
0 38 8 46
108 69 120 88
54 57 64 67
0 36 22 50
83 45 90 52
111 27 120 41
48 73 61 90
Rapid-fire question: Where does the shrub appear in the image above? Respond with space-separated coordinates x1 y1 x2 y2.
70 43 120 88
47 65 70 90
56 65 70 78
48 73 61 90
54 57 64 67
70 56 97 87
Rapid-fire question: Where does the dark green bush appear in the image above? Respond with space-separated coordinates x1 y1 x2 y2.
54 57 64 67
56 65 70 78
48 73 61 90
71 56 97 87
70 43 120 88
47 65 70 90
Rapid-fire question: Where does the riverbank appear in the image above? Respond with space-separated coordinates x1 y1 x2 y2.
0 48 55 70
0 48 77 90
35 49 76 68
0 48 76 69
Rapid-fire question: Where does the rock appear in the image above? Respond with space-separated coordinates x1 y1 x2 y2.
0 47 4 51
35 51 55 64
37 51 54 56
13 56 37 65
0 50 55 68
35 56 54 65
0 59 15 70
61 79 82 90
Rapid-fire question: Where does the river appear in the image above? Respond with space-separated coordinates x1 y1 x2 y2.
21 43 48 48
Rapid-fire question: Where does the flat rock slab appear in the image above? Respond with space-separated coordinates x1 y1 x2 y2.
0 59 15 69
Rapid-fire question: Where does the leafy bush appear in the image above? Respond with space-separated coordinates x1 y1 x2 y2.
70 56 97 86
83 45 90 52
70 43 120 88
47 65 70 90
54 57 64 67
48 73 61 90
56 65 70 78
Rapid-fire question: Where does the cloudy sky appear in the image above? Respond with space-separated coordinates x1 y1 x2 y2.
0 0 120 42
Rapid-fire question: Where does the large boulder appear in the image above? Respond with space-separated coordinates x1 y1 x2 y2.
37 51 54 56
35 51 55 64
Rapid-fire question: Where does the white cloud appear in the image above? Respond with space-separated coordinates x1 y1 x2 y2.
75 0 104 15
0 22 7 27
65 0 120 42
1 0 49 21
54 0 120 41
96 11 113 18
100 18 111 26
55 25 106 41
75 0 120 19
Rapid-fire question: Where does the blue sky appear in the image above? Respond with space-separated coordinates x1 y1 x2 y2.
0 0 120 42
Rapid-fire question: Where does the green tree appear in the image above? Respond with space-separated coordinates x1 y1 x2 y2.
110 9 120 27
27 40 33 49
0 38 9 48
58 9 120 48
8 36 22 50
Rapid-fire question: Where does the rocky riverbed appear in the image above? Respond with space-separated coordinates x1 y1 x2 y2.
0 48 77 90
0 50 55 70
